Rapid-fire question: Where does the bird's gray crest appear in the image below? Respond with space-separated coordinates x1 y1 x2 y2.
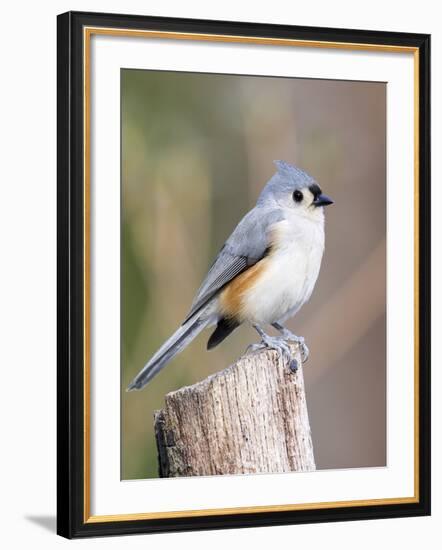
274 160 315 182
257 160 316 205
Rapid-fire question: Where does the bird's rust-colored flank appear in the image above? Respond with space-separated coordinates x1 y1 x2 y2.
219 224 281 322
219 257 270 321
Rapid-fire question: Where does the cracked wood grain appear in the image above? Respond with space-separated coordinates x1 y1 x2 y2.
154 345 315 477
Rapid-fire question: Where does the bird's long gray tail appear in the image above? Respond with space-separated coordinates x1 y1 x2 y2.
126 308 213 391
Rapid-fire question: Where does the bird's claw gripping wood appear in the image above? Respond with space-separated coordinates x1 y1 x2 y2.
246 341 299 373
299 341 309 364
250 324 299 373
272 322 309 363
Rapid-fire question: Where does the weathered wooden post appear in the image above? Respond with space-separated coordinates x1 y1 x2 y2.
154 345 315 477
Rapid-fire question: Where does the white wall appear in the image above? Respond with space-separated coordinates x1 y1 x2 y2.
0 0 439 548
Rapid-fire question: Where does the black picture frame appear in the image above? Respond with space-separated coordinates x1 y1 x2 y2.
57 10 431 539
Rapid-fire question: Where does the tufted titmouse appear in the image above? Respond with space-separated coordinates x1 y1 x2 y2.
127 160 333 391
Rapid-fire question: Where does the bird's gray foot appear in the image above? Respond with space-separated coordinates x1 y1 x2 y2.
246 342 265 354
250 324 299 373
272 322 309 363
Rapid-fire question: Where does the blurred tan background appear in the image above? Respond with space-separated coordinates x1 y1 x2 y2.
121 69 386 479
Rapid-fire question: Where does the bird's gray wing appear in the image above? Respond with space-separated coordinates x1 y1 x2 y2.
183 206 284 323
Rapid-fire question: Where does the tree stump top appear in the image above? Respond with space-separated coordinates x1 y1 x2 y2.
154 345 315 478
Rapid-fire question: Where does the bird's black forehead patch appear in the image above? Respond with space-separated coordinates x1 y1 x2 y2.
309 183 322 197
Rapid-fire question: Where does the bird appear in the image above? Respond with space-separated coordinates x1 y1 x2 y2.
127 160 333 391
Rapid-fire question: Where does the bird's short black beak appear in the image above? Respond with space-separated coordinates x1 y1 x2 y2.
313 193 334 207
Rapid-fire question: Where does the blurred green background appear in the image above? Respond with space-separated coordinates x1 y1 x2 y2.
121 69 386 479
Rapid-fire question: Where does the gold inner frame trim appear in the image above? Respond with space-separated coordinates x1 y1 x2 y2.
85 26 418 53
83 26 420 524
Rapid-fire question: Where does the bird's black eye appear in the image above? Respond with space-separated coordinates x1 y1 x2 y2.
293 190 303 203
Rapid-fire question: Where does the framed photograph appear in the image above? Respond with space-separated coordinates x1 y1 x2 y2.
57 11 430 538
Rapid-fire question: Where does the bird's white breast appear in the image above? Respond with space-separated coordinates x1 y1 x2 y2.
241 214 325 325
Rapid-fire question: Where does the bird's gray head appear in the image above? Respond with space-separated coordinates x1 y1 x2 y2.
257 160 333 216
